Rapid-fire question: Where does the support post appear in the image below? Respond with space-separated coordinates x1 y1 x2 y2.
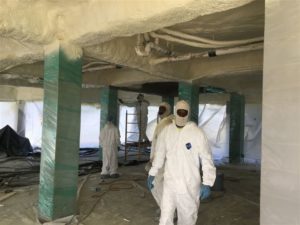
17 100 26 136
99 86 118 160
261 2 300 224
178 82 199 124
38 42 82 221
162 96 174 114
228 93 245 163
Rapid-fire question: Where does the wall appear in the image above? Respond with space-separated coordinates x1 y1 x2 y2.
261 1 300 224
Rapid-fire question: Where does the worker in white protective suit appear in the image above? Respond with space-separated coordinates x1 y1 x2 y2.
147 102 174 208
100 117 121 179
119 93 150 142
148 100 216 225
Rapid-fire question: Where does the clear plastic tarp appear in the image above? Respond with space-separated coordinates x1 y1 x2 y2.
1 101 262 164
199 104 229 163
24 101 43 148
119 105 158 143
244 104 261 164
198 104 261 164
80 105 100 148
24 102 101 149
0 102 18 130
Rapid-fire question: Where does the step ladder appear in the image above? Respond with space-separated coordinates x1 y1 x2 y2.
124 110 148 161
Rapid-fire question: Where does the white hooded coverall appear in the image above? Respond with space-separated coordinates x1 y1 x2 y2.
100 122 120 175
149 121 216 225
150 115 174 207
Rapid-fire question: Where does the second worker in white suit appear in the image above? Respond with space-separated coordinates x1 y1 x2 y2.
149 102 174 208
148 100 216 225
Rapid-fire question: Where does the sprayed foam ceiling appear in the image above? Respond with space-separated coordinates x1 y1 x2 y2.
0 0 264 101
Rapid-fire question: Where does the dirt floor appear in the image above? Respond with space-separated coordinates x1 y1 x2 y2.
0 162 260 225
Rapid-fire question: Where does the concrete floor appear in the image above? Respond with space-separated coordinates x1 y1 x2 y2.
0 163 260 225
77 163 260 225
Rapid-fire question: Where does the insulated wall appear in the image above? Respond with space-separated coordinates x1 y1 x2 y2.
261 1 300 224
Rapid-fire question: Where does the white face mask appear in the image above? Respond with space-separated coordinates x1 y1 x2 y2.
175 100 190 127
175 112 189 127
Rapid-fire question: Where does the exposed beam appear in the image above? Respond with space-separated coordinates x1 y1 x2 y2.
83 68 168 86
85 36 263 84
189 49 263 81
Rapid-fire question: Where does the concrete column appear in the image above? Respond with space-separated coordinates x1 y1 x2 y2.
17 100 26 137
261 1 300 224
162 96 174 114
38 42 82 221
228 93 245 163
99 86 118 160
178 82 199 124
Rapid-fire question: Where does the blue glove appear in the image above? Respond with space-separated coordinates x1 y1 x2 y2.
147 175 155 191
200 184 211 200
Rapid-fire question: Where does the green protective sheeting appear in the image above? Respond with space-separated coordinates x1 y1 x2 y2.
162 96 174 114
178 82 199 124
99 86 118 160
228 93 245 163
38 45 82 221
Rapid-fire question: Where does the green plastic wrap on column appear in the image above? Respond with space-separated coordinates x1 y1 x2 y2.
162 96 174 114
178 82 199 124
228 93 245 163
99 86 118 160
38 46 82 221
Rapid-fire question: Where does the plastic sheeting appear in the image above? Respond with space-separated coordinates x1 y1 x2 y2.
20 102 261 163
0 102 18 130
119 105 158 143
38 46 82 220
147 104 262 163
261 1 300 224
24 103 157 147
24 102 101 148
24 101 43 148
23 103 159 147
199 104 261 164
0 125 33 156
244 104 261 164
7 101 262 163
80 105 100 148
199 104 229 162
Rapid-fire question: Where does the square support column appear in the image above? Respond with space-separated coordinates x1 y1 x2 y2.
99 86 118 160
228 93 245 163
38 42 82 221
17 100 26 137
261 1 300 224
178 82 199 124
162 96 174 114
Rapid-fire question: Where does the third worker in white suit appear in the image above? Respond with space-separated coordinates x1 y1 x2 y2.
148 100 216 225
100 117 121 179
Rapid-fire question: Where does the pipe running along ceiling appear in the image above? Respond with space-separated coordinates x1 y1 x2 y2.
0 0 264 102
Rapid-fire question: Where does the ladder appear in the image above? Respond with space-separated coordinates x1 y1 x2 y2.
124 110 146 161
